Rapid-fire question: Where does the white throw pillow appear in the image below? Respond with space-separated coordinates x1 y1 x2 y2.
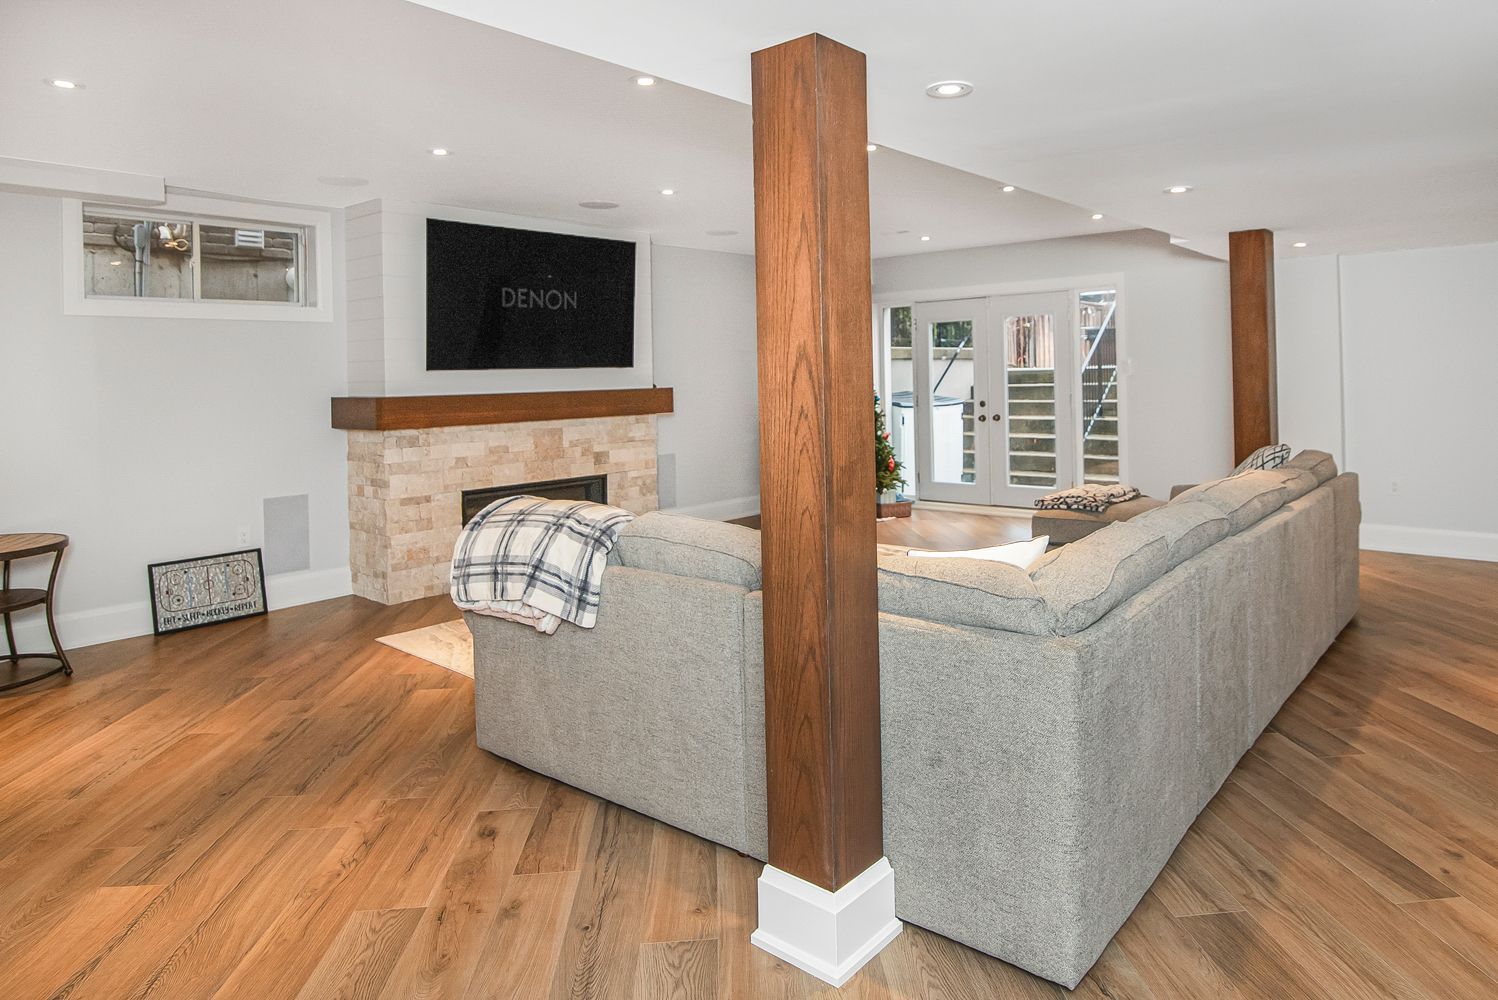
906 535 1049 570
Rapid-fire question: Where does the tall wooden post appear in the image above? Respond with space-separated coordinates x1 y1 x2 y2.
1228 229 1278 464
748 33 898 986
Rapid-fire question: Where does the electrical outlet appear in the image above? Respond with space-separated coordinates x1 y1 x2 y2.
237 526 251 546
1390 480 1400 496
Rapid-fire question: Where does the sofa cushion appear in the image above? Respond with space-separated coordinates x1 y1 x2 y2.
1286 449 1338 484
904 535 1050 570
612 512 762 589
1267 467 1321 502
1028 522 1172 635
1128 500 1230 569
877 554 1057 636
1173 470 1292 533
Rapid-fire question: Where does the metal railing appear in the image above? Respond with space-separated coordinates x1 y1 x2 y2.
1080 300 1118 441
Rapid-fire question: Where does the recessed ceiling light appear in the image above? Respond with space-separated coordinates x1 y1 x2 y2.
1091 213 1104 220
925 80 973 99
1165 184 1193 195
660 188 675 196
578 200 619 210
45 78 82 89
429 147 451 156
632 75 657 87
867 143 878 152
1002 185 1015 193
920 235 932 242
706 229 739 237
1293 241 1308 248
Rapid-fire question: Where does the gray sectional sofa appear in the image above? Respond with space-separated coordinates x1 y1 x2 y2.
467 449 1360 989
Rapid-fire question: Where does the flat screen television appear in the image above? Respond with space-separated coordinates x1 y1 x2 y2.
426 218 636 370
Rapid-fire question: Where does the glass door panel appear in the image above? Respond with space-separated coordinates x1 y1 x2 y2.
991 292 1076 508
912 299 990 504
1078 289 1121 485
884 306 917 494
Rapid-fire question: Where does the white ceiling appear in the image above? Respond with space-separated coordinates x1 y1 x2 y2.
415 0 1498 259
0 0 1127 259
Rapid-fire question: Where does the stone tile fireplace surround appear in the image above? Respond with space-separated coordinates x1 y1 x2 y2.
336 392 668 604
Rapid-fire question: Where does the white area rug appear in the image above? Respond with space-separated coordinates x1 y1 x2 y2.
376 619 474 678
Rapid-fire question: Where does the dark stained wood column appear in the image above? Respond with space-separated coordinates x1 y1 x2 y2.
1228 229 1279 465
751 33 883 893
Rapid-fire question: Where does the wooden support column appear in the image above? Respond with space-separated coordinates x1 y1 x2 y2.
1228 228 1279 464
752 30 882 897
749 35 896 985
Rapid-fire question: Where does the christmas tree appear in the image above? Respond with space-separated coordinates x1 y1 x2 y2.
874 393 905 495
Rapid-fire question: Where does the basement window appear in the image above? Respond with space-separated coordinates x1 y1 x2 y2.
83 209 306 304
66 195 332 322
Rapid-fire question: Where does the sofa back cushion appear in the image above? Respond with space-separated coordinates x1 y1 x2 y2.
1028 521 1172 635
877 554 1057 636
612 512 762 590
1173 470 1292 533
1128 500 1230 570
1268 467 1321 502
1286 449 1338 484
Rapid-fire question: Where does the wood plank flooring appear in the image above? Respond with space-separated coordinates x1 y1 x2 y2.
0 548 1495 998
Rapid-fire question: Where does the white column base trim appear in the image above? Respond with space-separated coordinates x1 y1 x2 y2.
751 857 902 988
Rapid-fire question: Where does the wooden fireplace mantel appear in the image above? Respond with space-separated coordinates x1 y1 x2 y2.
330 387 674 431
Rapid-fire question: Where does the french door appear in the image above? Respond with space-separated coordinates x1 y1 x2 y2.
911 292 1078 507
912 299 989 503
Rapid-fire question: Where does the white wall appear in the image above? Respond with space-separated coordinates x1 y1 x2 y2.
0 191 351 649
873 230 1234 501
1278 241 1498 560
650 245 759 517
1274 255 1345 466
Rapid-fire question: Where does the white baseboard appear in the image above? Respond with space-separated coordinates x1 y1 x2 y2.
663 494 760 522
751 857 902 988
7 565 353 653
1360 524 1498 563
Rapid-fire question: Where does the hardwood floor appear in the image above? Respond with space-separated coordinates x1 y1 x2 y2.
1 548 1495 998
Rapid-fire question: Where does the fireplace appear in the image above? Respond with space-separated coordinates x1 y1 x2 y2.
461 474 608 524
343 415 658 604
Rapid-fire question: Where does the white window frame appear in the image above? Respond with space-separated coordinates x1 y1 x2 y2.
62 194 334 322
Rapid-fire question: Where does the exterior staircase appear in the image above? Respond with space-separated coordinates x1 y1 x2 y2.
997 366 1121 488
1005 368 1060 488
953 364 1121 489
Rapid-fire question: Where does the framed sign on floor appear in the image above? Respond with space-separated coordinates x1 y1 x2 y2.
147 548 267 635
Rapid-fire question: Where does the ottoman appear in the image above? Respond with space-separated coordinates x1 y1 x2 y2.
1031 495 1166 547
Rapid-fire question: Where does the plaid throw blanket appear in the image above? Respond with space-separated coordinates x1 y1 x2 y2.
451 496 635 634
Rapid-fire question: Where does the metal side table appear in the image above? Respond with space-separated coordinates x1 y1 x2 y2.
0 533 74 691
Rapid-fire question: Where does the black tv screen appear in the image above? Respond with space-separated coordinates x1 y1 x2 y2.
426 219 636 370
